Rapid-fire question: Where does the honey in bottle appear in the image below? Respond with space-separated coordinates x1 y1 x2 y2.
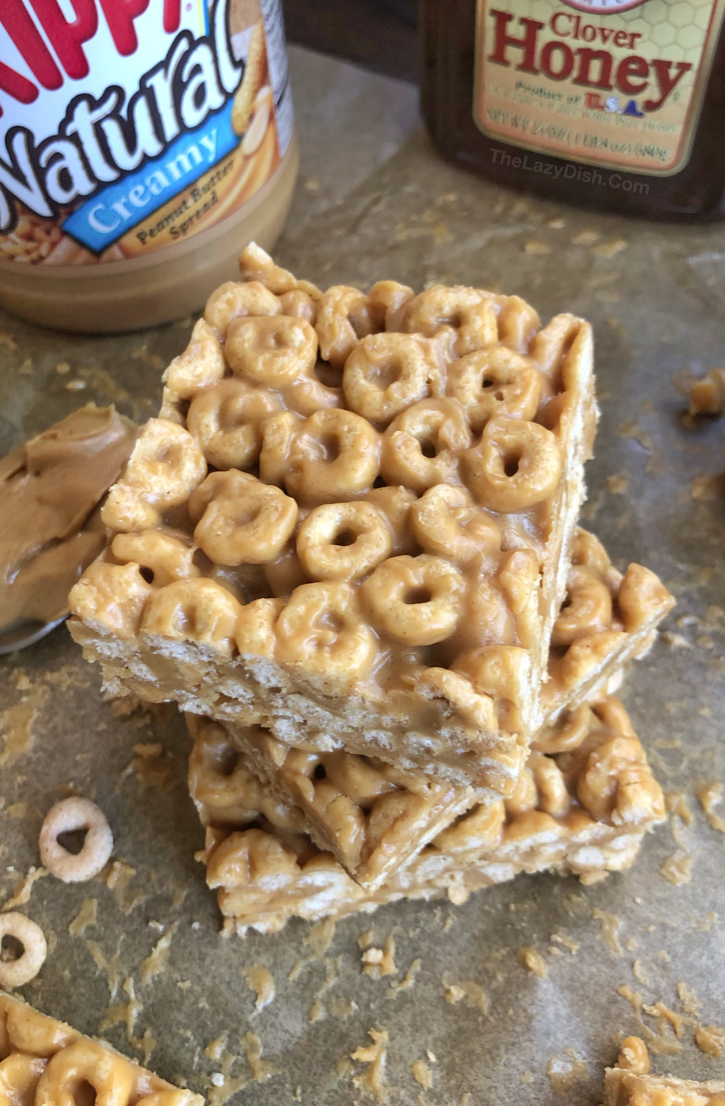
420 0 725 220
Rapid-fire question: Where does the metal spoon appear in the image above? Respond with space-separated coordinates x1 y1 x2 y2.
0 616 66 656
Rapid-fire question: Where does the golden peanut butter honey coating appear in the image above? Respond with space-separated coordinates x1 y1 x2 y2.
70 244 598 793
604 1038 725 1106
190 697 665 934
541 529 675 728
188 714 479 890
0 993 202 1106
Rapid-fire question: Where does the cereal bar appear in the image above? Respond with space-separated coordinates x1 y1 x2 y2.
541 529 674 729
188 713 479 890
70 245 597 793
0 992 201 1106
189 697 665 935
604 1035 725 1106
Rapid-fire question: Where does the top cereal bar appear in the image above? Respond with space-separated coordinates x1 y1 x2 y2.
69 245 597 794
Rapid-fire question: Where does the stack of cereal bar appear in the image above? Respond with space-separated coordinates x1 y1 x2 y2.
69 245 674 934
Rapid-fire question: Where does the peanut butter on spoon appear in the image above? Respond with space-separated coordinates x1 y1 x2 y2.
0 404 136 634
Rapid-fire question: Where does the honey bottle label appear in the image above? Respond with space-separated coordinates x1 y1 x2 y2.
0 0 293 265
474 0 725 176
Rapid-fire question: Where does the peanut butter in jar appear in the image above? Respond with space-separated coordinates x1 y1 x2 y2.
0 0 298 332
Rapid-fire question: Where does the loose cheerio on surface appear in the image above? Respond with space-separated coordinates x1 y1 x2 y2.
420 0 725 221
0 0 298 332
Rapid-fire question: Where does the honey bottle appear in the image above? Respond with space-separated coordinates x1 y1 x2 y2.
420 0 725 220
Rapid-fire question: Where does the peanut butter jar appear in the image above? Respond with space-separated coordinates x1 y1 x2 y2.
0 0 298 332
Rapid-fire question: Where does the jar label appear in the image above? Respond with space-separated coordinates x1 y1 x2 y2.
474 0 725 175
0 0 293 265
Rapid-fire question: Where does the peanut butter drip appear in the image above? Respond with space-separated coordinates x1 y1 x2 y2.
0 404 136 629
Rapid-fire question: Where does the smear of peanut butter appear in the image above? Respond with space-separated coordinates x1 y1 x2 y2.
0 404 135 630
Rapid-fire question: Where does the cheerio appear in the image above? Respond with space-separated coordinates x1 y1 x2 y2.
0 0 298 332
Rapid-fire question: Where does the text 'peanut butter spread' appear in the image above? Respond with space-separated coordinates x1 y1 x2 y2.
0 0 298 331
0 404 136 631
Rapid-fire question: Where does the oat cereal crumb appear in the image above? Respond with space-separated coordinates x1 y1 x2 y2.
607 474 630 495
350 1028 388 1103
518 946 548 978
660 852 693 885
696 782 725 833
411 1060 433 1090
695 1025 725 1058
546 1049 588 1095
362 933 396 979
593 908 624 956
246 965 275 1013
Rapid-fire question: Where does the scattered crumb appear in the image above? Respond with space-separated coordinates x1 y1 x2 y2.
695 1025 725 1058
358 929 374 950
665 792 693 826
572 229 599 245
2 866 48 910
205 1033 228 1062
677 982 701 1017
205 1039 248 1106
593 908 623 956
98 976 145 1053
696 782 725 833
688 368 725 417
520 1070 534 1085
518 947 548 978
350 1029 388 1103
618 420 654 452
551 933 579 954
657 951 671 963
643 1002 687 1040
328 995 358 1020
386 958 422 1000
69 898 98 937
305 918 335 958
86 938 125 999
127 743 177 793
242 1031 277 1082
104 860 146 914
245 965 275 1014
607 474 630 495
55 360 70 374
443 979 490 1014
140 923 178 984
660 852 693 886
661 632 692 649
65 379 86 391
19 357 32 375
132 345 165 371
524 240 550 255
411 1060 433 1090
691 474 722 501
0 681 51 768
632 961 649 986
593 237 628 258
362 933 396 979
546 1049 588 1095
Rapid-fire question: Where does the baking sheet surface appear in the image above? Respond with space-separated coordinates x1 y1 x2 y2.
2 47 725 1106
